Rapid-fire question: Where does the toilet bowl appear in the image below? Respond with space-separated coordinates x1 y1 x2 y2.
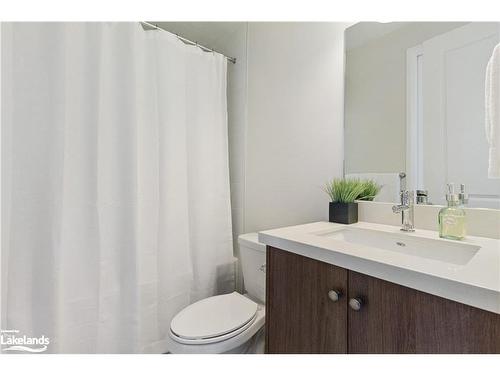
165 233 266 354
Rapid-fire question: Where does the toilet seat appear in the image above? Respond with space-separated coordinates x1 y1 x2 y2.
169 292 258 345
170 313 257 345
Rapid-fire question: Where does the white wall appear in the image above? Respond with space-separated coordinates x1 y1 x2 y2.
244 22 350 232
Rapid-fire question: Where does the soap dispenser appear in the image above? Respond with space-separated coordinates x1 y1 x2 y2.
438 183 466 240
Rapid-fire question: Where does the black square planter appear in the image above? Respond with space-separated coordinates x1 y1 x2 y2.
329 202 358 224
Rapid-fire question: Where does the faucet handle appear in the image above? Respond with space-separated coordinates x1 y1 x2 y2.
392 205 404 213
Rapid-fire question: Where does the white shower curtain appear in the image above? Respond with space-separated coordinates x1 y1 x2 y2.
1 22 234 353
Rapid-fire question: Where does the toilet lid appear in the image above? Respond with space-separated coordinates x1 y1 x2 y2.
170 292 258 340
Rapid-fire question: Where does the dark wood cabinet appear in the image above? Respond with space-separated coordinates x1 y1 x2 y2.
266 247 348 353
266 246 500 354
412 282 500 353
348 270 417 353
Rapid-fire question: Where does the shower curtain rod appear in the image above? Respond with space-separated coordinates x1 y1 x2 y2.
140 22 237 64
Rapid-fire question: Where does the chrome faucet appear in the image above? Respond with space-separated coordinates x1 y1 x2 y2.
392 172 415 232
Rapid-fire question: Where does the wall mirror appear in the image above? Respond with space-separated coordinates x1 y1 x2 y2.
344 22 500 208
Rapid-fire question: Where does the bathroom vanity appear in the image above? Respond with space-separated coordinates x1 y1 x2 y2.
259 222 500 354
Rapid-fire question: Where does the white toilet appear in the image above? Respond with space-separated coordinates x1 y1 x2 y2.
165 233 266 354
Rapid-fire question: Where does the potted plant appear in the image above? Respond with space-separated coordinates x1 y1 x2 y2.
324 178 381 224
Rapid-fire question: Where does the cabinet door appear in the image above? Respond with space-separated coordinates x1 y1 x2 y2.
348 271 500 353
266 247 348 353
348 271 418 353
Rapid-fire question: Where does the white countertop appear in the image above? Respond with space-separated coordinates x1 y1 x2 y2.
258 221 500 314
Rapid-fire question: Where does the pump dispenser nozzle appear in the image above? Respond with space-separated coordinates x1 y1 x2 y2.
459 184 469 205
446 183 459 204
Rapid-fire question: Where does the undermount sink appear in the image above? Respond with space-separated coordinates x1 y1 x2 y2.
315 227 481 266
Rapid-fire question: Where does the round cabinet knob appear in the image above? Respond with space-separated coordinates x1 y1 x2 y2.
349 297 363 311
328 290 343 302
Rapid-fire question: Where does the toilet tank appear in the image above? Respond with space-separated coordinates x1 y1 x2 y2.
238 233 266 303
